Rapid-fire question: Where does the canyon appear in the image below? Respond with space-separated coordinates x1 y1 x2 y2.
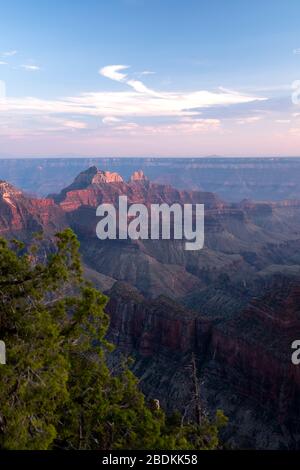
1 165 300 448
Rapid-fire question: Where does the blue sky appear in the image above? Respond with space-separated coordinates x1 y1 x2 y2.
1 0 300 156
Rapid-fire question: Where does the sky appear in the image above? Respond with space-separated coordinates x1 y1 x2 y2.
1 0 300 157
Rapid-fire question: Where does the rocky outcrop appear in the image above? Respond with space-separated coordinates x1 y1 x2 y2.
52 166 224 211
210 281 300 425
130 170 148 182
2 168 300 300
42 166 300 301
105 278 300 447
106 281 212 357
0 181 66 235
49 166 124 206
65 165 124 189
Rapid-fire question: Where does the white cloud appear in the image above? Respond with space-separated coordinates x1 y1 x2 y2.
232 84 292 93
0 64 266 139
102 116 122 124
2 50 17 57
99 64 128 82
289 127 300 136
115 122 139 132
21 64 40 71
237 116 263 125
0 80 5 99
62 120 87 129
0 61 7 65
100 64 160 95
126 79 155 94
140 70 155 75
113 118 220 136
0 115 88 135
0 87 264 119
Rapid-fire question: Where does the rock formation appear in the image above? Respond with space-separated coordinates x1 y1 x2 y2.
1 168 300 447
129 170 148 182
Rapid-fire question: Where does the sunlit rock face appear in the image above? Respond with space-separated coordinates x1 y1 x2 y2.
0 180 65 235
129 170 148 182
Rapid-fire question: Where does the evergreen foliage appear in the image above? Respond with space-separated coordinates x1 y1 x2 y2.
0 229 227 450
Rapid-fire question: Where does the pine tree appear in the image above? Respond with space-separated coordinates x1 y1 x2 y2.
0 229 227 450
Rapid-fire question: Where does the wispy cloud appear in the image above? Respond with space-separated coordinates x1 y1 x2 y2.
102 116 122 124
237 116 263 125
140 70 155 75
21 64 40 71
0 64 266 141
0 86 263 119
289 127 300 136
0 61 7 65
62 120 87 129
126 78 156 94
2 50 17 57
99 64 157 95
99 64 128 82
103 117 221 137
